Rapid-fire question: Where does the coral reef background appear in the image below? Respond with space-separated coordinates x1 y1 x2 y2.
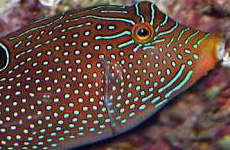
0 0 230 150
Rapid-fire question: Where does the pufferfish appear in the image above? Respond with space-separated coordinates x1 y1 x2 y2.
0 1 229 150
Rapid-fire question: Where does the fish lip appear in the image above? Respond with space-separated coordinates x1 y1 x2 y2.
218 38 226 60
217 38 230 67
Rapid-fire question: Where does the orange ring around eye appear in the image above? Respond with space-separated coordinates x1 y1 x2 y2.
132 23 154 44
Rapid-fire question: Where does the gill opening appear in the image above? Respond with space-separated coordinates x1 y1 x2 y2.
0 42 10 72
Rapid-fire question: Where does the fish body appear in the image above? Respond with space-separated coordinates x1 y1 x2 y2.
0 1 226 150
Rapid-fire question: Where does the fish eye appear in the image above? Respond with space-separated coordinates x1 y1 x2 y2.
136 28 150 37
0 42 9 72
132 23 153 44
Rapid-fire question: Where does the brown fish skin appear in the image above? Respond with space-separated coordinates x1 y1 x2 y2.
0 1 226 150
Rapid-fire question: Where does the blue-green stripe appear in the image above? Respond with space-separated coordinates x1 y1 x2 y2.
178 27 190 40
142 93 153 102
155 21 179 39
133 44 142 52
151 96 161 104
155 99 168 109
185 30 200 44
100 10 128 13
9 15 64 40
165 70 193 98
95 31 131 40
76 15 135 25
118 40 135 48
160 15 169 26
150 4 155 25
158 64 186 93
135 3 145 22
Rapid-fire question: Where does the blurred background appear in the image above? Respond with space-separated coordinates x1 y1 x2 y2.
0 0 230 150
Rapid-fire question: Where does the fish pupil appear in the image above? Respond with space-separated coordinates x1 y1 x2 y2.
0 45 7 69
137 28 149 37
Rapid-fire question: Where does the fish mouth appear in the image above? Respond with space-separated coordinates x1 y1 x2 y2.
0 42 10 72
